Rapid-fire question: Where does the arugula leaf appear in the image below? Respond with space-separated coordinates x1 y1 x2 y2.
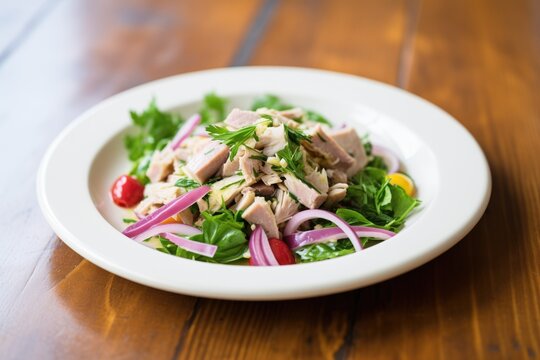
199 92 228 125
124 99 183 183
156 209 247 263
175 177 200 189
189 209 248 263
343 167 419 231
295 237 383 262
295 239 355 262
335 208 375 226
206 124 259 160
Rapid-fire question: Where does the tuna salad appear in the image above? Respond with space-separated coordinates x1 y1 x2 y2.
111 94 420 265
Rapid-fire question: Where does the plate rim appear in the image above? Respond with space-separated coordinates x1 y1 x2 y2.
37 66 491 300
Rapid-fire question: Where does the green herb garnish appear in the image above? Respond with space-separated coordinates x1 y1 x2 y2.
199 92 228 125
175 177 200 189
125 99 183 183
206 124 259 160
342 167 420 231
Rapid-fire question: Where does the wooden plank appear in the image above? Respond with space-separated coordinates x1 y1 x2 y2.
250 0 411 84
0 0 260 358
177 0 540 359
177 1 414 359
345 0 540 358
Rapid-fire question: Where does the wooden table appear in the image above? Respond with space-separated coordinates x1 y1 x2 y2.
1 0 539 358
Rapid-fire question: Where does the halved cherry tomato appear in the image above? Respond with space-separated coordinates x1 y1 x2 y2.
249 238 296 266
269 238 296 265
110 175 144 208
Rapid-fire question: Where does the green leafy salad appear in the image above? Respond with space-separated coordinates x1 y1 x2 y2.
112 93 420 266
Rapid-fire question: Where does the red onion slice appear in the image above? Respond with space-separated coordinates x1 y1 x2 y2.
259 226 279 266
249 225 279 266
122 186 210 237
170 113 201 150
132 223 202 242
161 233 217 258
283 210 363 252
284 226 395 250
371 144 400 173
249 226 267 266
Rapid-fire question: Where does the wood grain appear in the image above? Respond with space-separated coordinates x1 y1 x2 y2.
1 0 539 359
0 0 260 358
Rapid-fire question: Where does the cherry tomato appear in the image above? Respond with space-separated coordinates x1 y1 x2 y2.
110 175 144 208
269 238 296 265
249 238 296 266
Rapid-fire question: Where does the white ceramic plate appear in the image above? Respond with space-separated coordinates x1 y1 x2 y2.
37 67 490 300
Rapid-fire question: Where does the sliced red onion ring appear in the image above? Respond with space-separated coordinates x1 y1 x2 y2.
161 233 217 258
249 225 279 266
122 186 210 237
284 226 395 250
371 144 400 173
249 226 266 266
170 113 201 150
259 226 279 266
283 209 363 252
132 223 202 242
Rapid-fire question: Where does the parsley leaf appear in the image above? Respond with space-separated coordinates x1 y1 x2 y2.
124 99 183 183
206 124 259 160
199 92 228 125
284 124 311 145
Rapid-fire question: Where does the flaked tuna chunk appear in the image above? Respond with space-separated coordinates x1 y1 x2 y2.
235 189 255 211
183 141 229 183
176 208 194 226
239 149 262 183
274 189 300 224
256 108 298 128
305 169 329 193
175 136 211 162
283 174 327 209
221 156 240 177
260 162 282 185
208 175 253 212
326 169 348 184
224 108 260 129
146 148 175 183
329 126 368 176
279 107 304 120
134 182 181 215
324 183 349 208
257 124 287 156
261 172 282 185
303 125 355 171
242 197 280 238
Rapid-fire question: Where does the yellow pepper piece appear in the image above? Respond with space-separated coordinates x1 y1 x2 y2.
387 173 415 196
